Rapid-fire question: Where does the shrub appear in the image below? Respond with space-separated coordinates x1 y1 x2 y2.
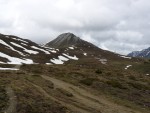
95 69 102 74
128 76 136 80
80 78 97 86
106 80 126 89
128 82 149 90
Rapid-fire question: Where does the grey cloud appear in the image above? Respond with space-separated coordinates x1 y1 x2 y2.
0 0 150 55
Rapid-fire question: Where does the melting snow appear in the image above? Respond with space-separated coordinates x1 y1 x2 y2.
99 59 107 64
68 47 74 49
49 50 57 53
21 43 27 46
5 36 9 38
43 47 58 53
83 53 87 56
95 57 107 64
12 38 28 43
62 53 78 60
31 46 50 54
50 55 69 64
0 39 25 56
120 56 132 59
50 58 64 64
0 67 19 70
0 52 33 64
0 61 6 64
58 56 69 61
46 63 52 65
125 65 132 70
11 42 39 54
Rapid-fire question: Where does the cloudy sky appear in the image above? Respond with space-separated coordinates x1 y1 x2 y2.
0 0 150 55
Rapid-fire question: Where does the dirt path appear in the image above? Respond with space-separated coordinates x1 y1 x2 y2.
32 83 90 113
4 87 17 113
41 75 142 113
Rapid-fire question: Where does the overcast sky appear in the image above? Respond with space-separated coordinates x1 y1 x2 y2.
0 0 150 55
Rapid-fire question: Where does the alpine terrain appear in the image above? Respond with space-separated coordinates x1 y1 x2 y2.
0 33 149 113
128 47 150 58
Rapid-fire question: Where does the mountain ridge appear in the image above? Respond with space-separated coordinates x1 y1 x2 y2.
128 47 150 58
0 32 135 64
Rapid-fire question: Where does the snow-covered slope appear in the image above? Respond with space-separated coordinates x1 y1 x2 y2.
128 47 150 58
0 34 80 64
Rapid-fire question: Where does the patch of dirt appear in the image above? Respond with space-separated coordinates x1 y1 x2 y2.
4 87 17 113
32 83 88 113
40 75 141 113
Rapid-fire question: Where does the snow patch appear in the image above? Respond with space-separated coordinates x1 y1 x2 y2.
50 58 64 64
0 52 33 64
125 65 132 70
58 56 69 61
120 56 132 59
0 61 6 64
49 50 57 53
95 57 107 64
21 43 27 46
46 63 52 65
11 42 39 54
62 53 78 60
83 53 87 56
43 47 58 53
31 46 50 54
99 59 107 64
0 39 25 56
5 36 9 38
68 47 74 50
0 67 19 70
12 38 28 43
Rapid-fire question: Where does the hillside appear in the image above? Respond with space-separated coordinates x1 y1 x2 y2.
0 33 149 113
0 33 136 65
46 33 139 62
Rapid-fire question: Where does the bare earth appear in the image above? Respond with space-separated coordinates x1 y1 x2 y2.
32 75 141 113
4 87 17 113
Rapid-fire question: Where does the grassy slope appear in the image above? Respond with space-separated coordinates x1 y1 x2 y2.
0 59 149 113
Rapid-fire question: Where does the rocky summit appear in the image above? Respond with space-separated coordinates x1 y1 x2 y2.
45 33 95 48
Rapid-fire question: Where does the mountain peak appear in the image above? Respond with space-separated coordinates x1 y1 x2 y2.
46 33 82 48
56 32 80 42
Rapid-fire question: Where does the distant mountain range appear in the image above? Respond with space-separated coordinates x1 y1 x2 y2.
128 47 150 58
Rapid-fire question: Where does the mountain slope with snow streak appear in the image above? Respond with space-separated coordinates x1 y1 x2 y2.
128 47 150 58
0 33 80 64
